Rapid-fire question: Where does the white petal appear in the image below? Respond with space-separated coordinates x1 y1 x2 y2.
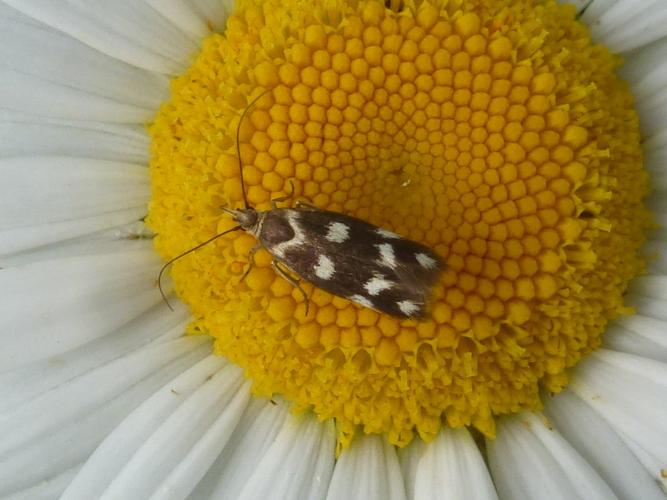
643 240 667 275
398 437 423 499
0 336 211 498
614 13 667 139
644 129 667 161
569 349 667 488
3 466 80 500
487 413 618 500
0 300 189 412
568 0 619 24
190 398 291 499
647 226 667 244
0 156 147 229
326 434 407 500
620 37 667 103
0 66 156 123
186 0 236 32
400 428 498 500
628 297 667 321
628 275 667 299
603 315 667 363
0 117 149 164
642 210 667 276
63 358 249 500
236 414 336 500
0 6 168 122
0 336 209 454
142 0 210 39
0 156 148 256
0 245 165 371
147 380 251 500
60 354 223 499
626 276 667 322
0 120 150 257
2 0 199 74
1 222 156 267
0 210 149 258
545 389 666 500
588 0 667 53
643 130 667 183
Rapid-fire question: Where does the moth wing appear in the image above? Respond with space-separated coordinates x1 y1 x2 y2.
384 236 443 289
280 209 444 317
368 237 444 317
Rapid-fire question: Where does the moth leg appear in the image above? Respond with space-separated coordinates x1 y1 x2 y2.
271 180 295 209
240 244 262 283
272 259 310 315
295 199 318 210
271 194 290 209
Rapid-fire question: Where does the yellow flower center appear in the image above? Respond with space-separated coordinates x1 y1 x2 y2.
147 0 650 449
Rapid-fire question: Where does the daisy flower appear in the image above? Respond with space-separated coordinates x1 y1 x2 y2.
1 0 666 498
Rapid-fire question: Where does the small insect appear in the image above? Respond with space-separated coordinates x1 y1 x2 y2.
159 90 444 318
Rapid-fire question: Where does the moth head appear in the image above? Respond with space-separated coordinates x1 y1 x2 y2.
222 207 260 233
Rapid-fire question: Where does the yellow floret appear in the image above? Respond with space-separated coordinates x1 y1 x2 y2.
148 0 650 450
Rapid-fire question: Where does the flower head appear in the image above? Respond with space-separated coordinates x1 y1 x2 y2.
149 0 650 449
1 0 666 498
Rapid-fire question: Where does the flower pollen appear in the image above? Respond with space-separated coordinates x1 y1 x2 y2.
147 0 650 450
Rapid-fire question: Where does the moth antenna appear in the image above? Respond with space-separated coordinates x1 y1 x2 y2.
158 225 242 310
236 88 274 209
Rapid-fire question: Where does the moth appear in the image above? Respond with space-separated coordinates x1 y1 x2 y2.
159 90 444 318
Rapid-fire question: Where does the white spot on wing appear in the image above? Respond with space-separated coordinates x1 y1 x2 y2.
364 275 394 296
376 227 400 239
416 252 438 269
314 254 335 280
397 300 420 316
376 243 397 269
325 222 350 243
350 294 373 308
